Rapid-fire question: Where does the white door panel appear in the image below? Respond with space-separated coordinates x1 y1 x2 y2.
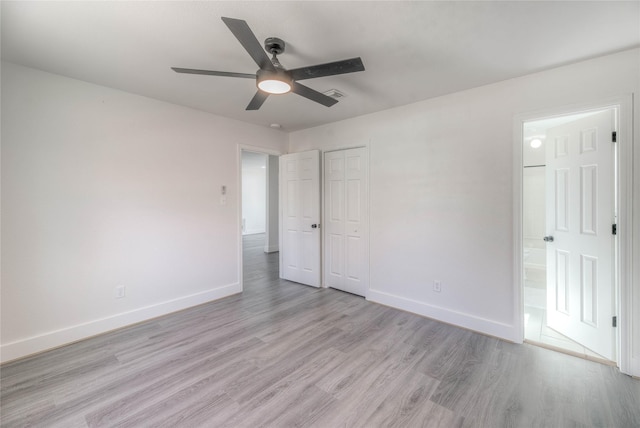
280 151 321 287
324 148 369 297
545 109 615 360
325 151 345 288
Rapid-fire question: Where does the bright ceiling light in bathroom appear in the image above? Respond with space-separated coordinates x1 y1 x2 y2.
530 138 542 149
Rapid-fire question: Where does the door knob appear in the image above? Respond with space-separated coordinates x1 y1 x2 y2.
543 236 554 242
311 224 319 229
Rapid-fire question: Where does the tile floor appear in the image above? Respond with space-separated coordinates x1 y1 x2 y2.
524 284 609 362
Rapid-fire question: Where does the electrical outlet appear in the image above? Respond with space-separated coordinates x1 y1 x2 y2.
115 285 126 299
433 280 442 293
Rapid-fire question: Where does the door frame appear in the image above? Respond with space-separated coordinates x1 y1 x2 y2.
512 95 634 375
237 144 284 292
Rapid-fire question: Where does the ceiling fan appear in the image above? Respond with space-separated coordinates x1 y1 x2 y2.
172 17 365 110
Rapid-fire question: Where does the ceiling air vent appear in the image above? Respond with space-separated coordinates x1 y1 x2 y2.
322 89 347 99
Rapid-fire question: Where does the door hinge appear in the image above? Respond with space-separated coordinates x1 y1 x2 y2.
612 131 617 142
612 316 617 328
612 224 617 235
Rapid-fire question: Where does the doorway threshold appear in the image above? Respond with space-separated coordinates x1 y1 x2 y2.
524 338 615 367
525 305 613 365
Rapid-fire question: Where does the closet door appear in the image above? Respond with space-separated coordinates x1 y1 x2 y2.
324 148 369 297
280 150 321 287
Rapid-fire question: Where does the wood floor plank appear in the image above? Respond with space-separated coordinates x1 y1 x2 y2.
406 400 465 428
84 336 265 427
114 378 243 427
222 383 336 428
224 326 349 405
219 348 346 427
359 369 440 428
592 363 640 427
312 347 436 427
1 233 639 427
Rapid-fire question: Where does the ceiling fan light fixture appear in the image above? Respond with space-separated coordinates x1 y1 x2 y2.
257 69 292 94
258 78 291 94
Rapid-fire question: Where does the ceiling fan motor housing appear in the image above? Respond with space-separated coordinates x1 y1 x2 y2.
264 37 285 55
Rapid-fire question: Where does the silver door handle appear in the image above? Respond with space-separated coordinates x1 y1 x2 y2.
543 236 554 242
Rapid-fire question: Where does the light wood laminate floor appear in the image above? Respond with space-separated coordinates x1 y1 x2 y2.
2 234 639 427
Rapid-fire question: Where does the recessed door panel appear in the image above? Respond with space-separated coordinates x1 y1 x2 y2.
555 250 570 314
330 181 344 222
581 255 598 326
555 135 569 158
285 229 298 269
346 236 361 280
329 234 343 276
347 179 361 222
330 157 343 173
580 128 597 153
302 179 313 219
555 168 569 232
286 181 298 219
580 165 597 235
302 230 315 272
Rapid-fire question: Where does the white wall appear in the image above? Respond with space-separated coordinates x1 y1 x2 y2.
522 134 546 252
0 62 287 362
289 48 640 373
522 167 545 251
241 153 267 235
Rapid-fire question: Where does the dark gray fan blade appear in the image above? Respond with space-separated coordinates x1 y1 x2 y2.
171 68 256 79
288 57 364 81
291 82 338 107
246 90 270 110
221 17 276 72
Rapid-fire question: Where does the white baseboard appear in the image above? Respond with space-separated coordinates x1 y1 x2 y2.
0 282 241 364
631 355 640 379
263 244 279 253
367 289 517 342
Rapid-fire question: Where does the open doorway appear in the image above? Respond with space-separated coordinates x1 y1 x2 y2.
242 151 268 237
521 108 617 363
240 149 279 289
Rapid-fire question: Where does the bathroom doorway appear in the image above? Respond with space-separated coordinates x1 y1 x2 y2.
522 108 618 363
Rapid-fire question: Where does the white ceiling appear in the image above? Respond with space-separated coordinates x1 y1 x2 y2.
2 1 639 132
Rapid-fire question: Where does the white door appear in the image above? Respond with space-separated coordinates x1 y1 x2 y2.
545 109 615 360
324 148 369 296
279 150 321 287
